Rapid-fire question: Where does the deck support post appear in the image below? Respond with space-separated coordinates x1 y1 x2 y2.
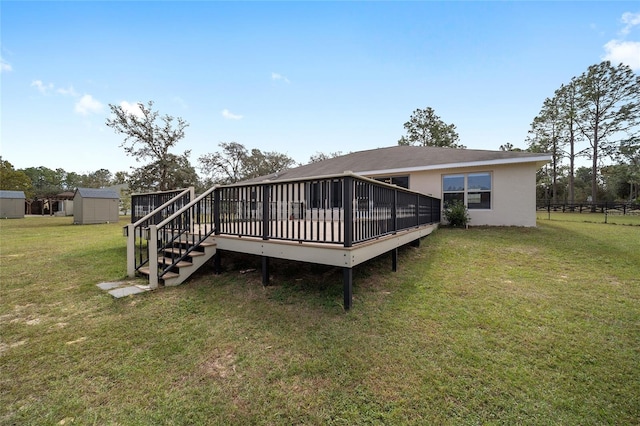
343 267 353 310
262 256 270 286
213 251 222 275
391 248 398 272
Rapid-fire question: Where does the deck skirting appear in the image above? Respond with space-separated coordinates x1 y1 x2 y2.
214 223 437 268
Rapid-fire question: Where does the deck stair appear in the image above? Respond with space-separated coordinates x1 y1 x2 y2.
137 233 217 287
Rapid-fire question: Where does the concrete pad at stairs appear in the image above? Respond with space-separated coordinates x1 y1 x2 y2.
97 281 125 290
108 285 149 298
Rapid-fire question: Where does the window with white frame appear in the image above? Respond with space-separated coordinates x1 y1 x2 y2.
442 172 492 209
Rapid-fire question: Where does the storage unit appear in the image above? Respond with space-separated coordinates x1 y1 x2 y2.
73 188 119 224
0 190 26 219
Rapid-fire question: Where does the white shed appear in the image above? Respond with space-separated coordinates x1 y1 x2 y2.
73 188 120 224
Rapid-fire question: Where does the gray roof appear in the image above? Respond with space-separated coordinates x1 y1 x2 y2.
0 190 26 199
245 146 551 182
74 187 119 199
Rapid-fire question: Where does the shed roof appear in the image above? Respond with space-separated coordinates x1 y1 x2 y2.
244 146 552 183
74 188 119 199
0 190 26 199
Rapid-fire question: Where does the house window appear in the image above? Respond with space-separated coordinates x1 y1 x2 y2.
373 175 409 189
443 172 491 209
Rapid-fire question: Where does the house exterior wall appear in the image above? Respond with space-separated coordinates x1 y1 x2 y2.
368 162 539 227
0 198 25 219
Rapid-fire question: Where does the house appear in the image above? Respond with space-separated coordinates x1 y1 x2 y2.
247 146 551 227
0 190 26 219
124 146 550 309
73 188 120 224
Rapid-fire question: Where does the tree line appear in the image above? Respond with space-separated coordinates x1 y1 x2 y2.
1 61 638 205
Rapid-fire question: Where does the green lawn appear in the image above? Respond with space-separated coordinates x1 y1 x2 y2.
1 216 639 425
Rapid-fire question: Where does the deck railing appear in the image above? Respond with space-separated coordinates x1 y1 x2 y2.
217 173 441 246
124 187 194 277
129 173 441 286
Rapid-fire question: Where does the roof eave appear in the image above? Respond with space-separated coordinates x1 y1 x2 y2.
357 155 553 176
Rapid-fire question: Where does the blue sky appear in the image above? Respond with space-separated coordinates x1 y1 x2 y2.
2 1 639 176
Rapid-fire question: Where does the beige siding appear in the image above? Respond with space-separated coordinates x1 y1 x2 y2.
368 162 539 227
0 198 25 219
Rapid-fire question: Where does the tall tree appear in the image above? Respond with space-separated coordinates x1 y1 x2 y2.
198 142 295 185
242 149 295 180
307 151 344 164
198 142 248 185
554 80 584 205
105 101 192 191
21 166 65 198
499 143 522 152
398 107 465 148
574 61 640 204
527 96 566 203
0 158 33 197
128 153 198 192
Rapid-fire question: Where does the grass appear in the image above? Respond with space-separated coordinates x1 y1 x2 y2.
537 210 640 226
1 216 639 425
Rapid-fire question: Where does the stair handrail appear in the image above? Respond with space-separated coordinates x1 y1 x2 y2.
125 187 195 278
146 185 218 288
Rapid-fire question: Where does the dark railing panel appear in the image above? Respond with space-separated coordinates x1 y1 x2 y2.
131 188 190 223
127 188 193 275
155 189 216 278
216 175 440 246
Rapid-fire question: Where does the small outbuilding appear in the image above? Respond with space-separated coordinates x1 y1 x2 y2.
0 190 26 219
73 188 120 224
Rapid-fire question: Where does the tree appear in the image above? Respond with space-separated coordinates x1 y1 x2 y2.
21 166 65 198
574 61 640 204
0 158 33 197
105 101 192 191
616 137 640 200
128 153 198 192
198 142 248 185
527 96 566 203
307 151 344 164
499 143 522 152
83 168 113 188
398 107 465 148
242 149 296 180
198 142 295 185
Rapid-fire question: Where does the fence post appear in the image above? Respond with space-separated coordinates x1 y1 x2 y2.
262 184 270 240
343 176 353 248
126 223 136 277
214 187 220 235
392 189 397 233
148 225 159 289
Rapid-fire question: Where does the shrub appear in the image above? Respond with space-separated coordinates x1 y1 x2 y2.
443 200 470 228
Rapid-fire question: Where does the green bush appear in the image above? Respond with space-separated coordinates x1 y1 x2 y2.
443 200 470 227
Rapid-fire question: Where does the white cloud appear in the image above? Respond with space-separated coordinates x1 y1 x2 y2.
222 108 243 120
0 57 11 73
120 101 145 118
620 12 640 35
31 80 54 94
57 85 78 97
603 40 640 71
271 72 290 83
602 12 640 71
75 94 103 115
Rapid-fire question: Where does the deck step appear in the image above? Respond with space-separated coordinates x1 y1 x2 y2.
177 239 216 248
138 267 180 280
158 257 193 268
164 247 205 257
